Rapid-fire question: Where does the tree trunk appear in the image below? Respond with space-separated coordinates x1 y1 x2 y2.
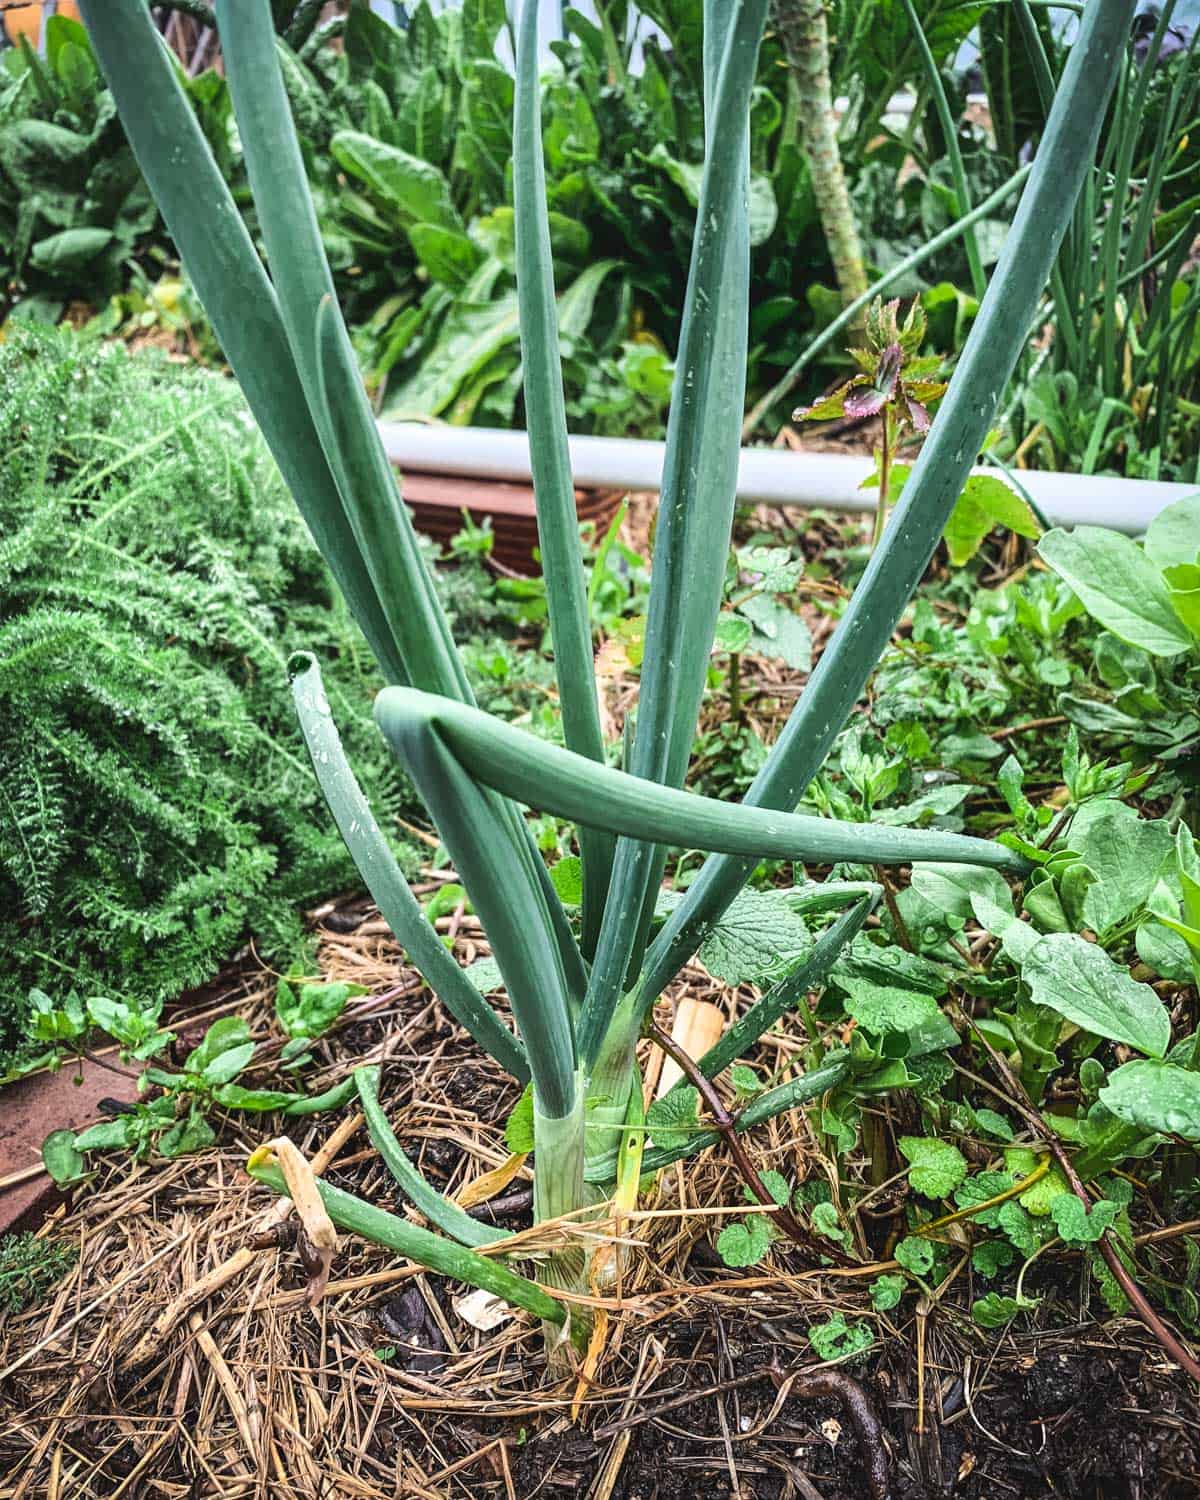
774 0 869 312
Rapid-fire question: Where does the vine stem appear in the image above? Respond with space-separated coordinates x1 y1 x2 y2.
953 1003 1200 1383
648 1022 852 1265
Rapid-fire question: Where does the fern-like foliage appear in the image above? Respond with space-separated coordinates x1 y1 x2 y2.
0 325 420 1061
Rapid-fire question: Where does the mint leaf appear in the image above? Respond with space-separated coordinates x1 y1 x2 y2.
504 1084 534 1153
842 981 941 1036
899 1135 968 1198
647 1086 700 1150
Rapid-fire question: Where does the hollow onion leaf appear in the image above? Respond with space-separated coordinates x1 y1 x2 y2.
580 0 768 1067
354 1067 511 1248
248 1160 564 1326
290 655 528 1083
75 0 403 684
638 0 1136 1012
374 689 1030 875
513 0 613 958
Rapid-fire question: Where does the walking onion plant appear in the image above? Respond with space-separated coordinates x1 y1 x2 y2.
80 0 1133 1344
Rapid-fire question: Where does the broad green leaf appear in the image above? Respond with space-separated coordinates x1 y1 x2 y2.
406 223 483 288
1099 1059 1200 1139
943 473 1041 566
971 1240 1016 1277
1038 527 1192 657
1050 1195 1119 1243
911 862 1012 921
330 130 461 231
738 594 813 671
29 227 114 271
899 1135 968 1197
871 1273 906 1310
1068 800 1173 935
807 1313 873 1360
74 1119 131 1151
972 1292 1038 1328
974 1108 1014 1141
185 1016 251 1076
549 856 583 906
504 1084 535 1153
276 979 365 1042
201 1041 256 1087
697 888 810 983
1022 933 1170 1057
1164 562 1200 639
1144 492 1200 573
214 1084 298 1112
894 1235 934 1274
42 1130 85 1185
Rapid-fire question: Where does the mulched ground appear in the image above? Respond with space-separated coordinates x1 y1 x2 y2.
1 906 1198 1499
2 502 1198 1497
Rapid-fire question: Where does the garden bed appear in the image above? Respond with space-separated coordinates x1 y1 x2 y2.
3 914 1198 1499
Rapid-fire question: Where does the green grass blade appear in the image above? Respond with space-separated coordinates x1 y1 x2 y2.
354 1067 511 1248
216 0 467 705
374 689 1030 874
513 0 613 958
290 655 528 1083
639 0 1134 1012
900 0 986 299
581 0 768 1067
248 1160 565 1326
77 0 403 685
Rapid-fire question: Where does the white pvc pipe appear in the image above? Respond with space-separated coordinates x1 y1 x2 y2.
377 422 1194 535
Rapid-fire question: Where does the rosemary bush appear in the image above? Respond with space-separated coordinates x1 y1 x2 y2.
0 326 415 1065
81 0 1132 1343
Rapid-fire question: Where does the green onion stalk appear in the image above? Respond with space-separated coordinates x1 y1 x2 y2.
80 0 1134 1348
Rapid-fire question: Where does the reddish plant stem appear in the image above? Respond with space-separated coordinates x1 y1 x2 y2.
954 1003 1200 1384
649 1023 852 1266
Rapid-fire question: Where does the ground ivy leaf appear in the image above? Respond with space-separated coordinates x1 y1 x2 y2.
465 956 504 994
807 1313 874 1361
899 1135 968 1198
811 1200 850 1246
1050 1195 1119 1244
753 1169 791 1208
972 1291 1039 1328
698 889 810 984
1022 933 1170 1058
842 981 941 1035
894 1235 934 1275
972 1239 1017 1277
738 593 813 671
647 1086 700 1150
997 1200 1043 1255
717 1215 774 1267
1099 1058 1200 1140
870 1273 906 1311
